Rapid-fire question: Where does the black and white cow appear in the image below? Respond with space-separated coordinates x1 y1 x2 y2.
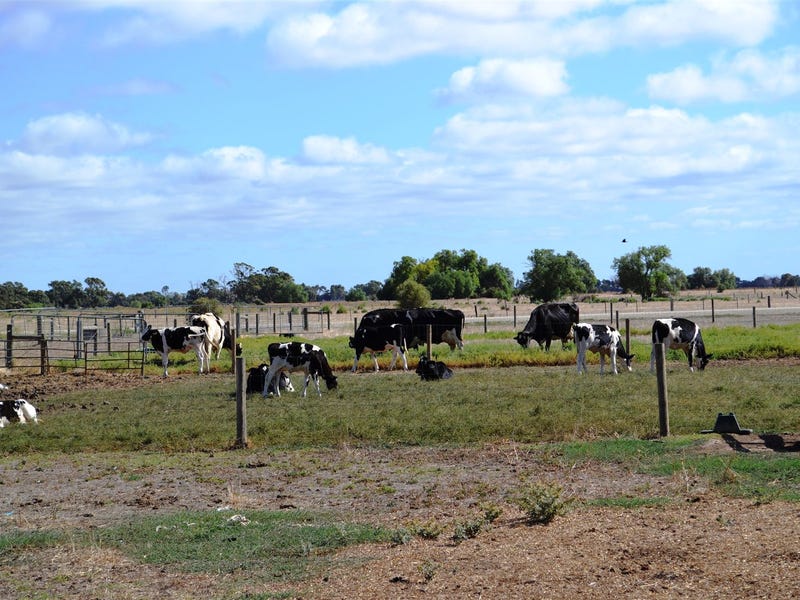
0 399 38 428
355 308 465 351
573 323 634 375
650 318 713 372
245 363 295 394
141 324 208 376
416 356 453 381
515 303 579 350
349 323 408 372
190 312 231 360
262 342 338 398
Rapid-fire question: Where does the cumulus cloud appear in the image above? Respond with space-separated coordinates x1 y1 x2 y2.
437 58 569 104
648 47 800 104
265 0 779 68
18 113 154 155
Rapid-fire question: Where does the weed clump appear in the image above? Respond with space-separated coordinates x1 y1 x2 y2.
510 481 571 525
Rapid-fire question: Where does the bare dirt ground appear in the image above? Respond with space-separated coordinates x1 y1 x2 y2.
2 371 800 599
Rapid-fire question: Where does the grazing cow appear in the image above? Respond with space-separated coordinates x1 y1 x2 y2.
262 342 338 398
650 318 713 372
141 324 208 376
416 357 453 381
355 308 465 351
245 363 295 394
0 399 38 428
573 323 634 375
190 312 232 360
349 323 408 372
515 303 579 350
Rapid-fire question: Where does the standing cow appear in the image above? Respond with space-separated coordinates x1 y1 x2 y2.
262 342 338 398
349 323 408 372
354 308 465 352
515 303 579 350
573 323 634 375
190 312 231 360
141 324 208 376
650 318 712 372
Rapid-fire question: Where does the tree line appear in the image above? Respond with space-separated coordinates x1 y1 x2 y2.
2 246 798 310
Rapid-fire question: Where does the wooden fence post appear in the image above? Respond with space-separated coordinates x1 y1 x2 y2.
426 324 432 360
752 306 757 328
5 324 11 368
711 298 715 323
655 343 669 437
235 355 247 448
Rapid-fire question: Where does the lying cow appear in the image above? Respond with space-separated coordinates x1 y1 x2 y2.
0 399 38 428
349 323 408 372
246 363 295 394
141 324 208 376
416 357 453 381
650 318 713 372
515 303 579 350
262 342 338 398
574 323 634 375
190 312 231 360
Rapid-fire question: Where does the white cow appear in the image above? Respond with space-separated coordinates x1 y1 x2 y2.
190 312 230 360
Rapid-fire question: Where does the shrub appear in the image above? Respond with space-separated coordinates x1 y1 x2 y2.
510 481 571 525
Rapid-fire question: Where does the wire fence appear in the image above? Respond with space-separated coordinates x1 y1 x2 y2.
2 290 799 373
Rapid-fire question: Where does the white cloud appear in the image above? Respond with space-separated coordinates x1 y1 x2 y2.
93 78 179 96
648 47 800 104
302 135 391 164
18 113 154 155
438 58 569 103
265 0 779 68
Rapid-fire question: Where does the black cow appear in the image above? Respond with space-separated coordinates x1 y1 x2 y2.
349 323 408 372
141 324 208 376
355 308 465 351
245 363 295 394
650 318 712 372
416 356 453 381
573 323 634 374
262 342 338 398
514 303 579 350
0 398 38 427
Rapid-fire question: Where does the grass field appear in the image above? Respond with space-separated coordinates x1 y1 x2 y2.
2 323 800 598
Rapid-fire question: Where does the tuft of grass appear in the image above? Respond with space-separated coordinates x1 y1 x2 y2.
509 481 571 525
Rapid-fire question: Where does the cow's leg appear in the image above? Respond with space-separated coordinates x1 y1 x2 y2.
576 344 585 374
599 351 606 374
160 351 169 377
609 347 618 375
399 349 408 371
263 367 280 398
351 353 360 373
196 345 208 374
311 372 323 397
371 353 380 372
686 346 695 372
387 346 398 370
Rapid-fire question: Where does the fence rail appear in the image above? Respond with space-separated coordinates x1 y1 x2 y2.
2 298 799 373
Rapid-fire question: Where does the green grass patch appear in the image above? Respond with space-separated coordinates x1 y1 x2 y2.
94 509 389 579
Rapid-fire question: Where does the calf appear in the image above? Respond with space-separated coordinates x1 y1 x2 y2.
650 318 713 372
416 357 453 381
0 399 38 428
262 342 338 398
190 312 231 360
141 324 208 376
349 324 408 372
246 363 295 394
574 323 634 375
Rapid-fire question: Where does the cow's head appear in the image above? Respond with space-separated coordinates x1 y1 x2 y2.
697 352 713 370
513 332 530 348
140 325 157 342
441 329 463 351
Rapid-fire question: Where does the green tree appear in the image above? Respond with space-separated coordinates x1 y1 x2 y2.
612 245 679 300
0 281 32 309
47 280 85 308
380 256 420 300
519 249 596 302
687 267 714 289
84 277 110 308
395 279 431 309
712 268 737 291
478 264 514 300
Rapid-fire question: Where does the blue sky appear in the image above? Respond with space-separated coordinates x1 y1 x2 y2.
1 0 799 295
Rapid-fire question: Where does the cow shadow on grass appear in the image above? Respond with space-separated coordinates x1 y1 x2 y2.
721 433 800 453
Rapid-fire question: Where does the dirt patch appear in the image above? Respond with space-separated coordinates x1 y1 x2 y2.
2 371 799 599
